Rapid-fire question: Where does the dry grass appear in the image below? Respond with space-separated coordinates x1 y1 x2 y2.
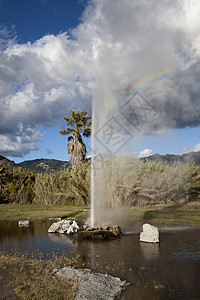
0 252 79 300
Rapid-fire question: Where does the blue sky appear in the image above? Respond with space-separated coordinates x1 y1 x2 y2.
0 0 85 43
0 0 200 163
0 0 87 163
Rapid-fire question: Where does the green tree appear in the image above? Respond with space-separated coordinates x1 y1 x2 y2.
59 110 91 170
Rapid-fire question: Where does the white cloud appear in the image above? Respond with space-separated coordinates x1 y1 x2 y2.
1 0 200 157
192 143 200 153
0 32 93 156
190 143 200 153
193 143 200 152
139 148 153 158
183 142 200 154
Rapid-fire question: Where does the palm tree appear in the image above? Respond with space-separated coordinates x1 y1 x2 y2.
59 110 91 170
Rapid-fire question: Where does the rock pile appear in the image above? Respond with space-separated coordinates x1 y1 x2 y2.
79 224 121 240
48 219 122 240
48 219 80 234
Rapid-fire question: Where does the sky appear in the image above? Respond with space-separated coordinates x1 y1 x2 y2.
0 0 200 163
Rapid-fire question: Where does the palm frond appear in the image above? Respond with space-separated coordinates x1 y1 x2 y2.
83 128 91 137
60 110 91 138
64 116 73 126
59 128 76 135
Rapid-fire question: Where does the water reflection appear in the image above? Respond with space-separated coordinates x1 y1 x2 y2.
140 242 160 260
48 233 78 246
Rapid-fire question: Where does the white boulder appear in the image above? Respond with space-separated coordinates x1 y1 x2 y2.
48 219 80 234
18 220 30 227
140 223 159 243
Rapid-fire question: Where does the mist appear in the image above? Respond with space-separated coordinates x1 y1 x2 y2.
90 0 200 226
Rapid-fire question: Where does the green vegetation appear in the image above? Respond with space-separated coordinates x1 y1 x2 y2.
59 109 91 138
0 253 78 300
0 166 36 204
125 204 200 226
103 155 200 207
0 161 90 206
1 153 200 219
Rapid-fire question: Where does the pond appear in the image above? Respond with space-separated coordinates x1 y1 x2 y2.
1 220 200 299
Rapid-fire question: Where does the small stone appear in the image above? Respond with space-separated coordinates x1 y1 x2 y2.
140 223 159 243
83 225 88 230
112 225 121 237
86 227 94 231
102 224 110 231
18 220 30 227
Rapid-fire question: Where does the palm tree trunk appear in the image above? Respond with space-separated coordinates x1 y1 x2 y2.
67 133 87 170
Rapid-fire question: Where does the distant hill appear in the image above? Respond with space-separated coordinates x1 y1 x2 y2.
0 155 16 170
14 151 200 172
142 151 200 165
1 151 200 174
18 158 70 172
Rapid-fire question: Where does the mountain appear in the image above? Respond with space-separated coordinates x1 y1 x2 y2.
143 151 200 165
16 151 200 172
1 151 200 174
0 155 17 170
18 158 70 172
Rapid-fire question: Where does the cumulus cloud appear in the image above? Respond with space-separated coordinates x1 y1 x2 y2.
1 0 200 157
0 32 93 156
0 125 42 157
192 143 200 152
139 148 153 158
193 143 200 152
184 142 200 154
91 0 200 136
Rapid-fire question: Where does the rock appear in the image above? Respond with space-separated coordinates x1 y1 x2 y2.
56 266 128 300
140 223 159 243
93 226 99 230
79 224 122 240
101 223 110 231
48 219 80 234
18 220 30 227
85 227 94 231
83 224 88 230
112 225 121 237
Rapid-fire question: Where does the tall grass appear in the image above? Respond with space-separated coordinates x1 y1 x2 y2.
103 155 200 207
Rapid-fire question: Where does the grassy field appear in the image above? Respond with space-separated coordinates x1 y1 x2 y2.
0 203 200 226
0 204 89 221
125 203 200 226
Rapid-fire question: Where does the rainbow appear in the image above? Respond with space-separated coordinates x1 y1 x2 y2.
105 63 181 109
